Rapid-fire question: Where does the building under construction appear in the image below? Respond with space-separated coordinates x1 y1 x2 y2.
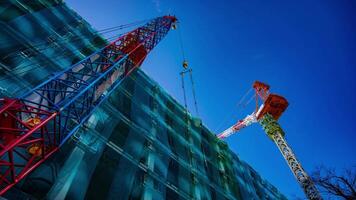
0 1 304 199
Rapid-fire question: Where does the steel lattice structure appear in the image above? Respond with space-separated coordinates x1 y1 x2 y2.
217 81 322 200
260 114 322 200
0 16 177 195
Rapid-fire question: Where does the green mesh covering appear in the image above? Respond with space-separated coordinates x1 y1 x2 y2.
0 0 106 97
79 69 287 200
0 1 287 199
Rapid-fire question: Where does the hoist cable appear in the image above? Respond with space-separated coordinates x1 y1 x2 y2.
242 93 256 108
214 87 254 133
237 88 253 107
189 69 199 116
1 18 151 60
180 72 188 111
0 30 128 82
177 22 200 117
177 23 186 60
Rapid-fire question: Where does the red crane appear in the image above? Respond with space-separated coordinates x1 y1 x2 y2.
0 16 177 195
217 81 322 200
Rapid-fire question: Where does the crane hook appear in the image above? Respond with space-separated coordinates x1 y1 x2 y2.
182 60 188 69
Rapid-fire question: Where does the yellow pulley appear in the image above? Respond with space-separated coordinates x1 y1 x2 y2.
183 60 188 69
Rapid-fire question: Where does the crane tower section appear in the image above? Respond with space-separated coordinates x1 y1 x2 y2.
218 81 322 200
260 114 321 199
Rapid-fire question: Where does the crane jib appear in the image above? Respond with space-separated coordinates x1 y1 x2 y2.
0 16 176 195
217 81 322 200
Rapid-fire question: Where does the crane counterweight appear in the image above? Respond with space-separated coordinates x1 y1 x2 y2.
256 94 288 120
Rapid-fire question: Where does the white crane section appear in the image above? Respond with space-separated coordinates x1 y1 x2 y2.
217 104 265 139
217 112 257 139
216 81 322 200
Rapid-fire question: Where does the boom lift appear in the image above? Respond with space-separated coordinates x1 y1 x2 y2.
0 16 177 195
217 81 322 200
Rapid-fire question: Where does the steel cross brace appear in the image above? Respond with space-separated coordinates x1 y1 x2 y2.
260 114 322 200
0 16 176 195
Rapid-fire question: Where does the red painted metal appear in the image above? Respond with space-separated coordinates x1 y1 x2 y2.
253 81 270 113
252 81 288 120
120 33 148 66
256 94 289 120
0 99 60 195
253 81 270 101
0 16 177 195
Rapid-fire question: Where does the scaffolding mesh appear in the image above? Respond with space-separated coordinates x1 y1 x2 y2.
0 1 287 199
0 0 106 97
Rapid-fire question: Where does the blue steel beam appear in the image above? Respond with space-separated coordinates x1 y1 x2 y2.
23 16 176 145
0 16 177 195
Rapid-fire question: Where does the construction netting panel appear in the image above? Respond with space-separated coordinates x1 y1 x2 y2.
0 0 106 97
0 1 287 199
8 69 286 200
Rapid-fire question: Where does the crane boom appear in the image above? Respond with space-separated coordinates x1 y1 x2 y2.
217 111 257 139
0 16 177 195
217 81 322 200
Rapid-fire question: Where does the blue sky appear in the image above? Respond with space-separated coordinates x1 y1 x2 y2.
66 0 356 198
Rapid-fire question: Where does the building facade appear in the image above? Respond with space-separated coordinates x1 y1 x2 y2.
0 1 286 199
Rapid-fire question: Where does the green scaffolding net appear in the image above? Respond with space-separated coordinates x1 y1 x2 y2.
0 0 106 97
0 1 287 199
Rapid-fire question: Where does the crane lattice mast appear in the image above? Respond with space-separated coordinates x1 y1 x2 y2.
0 16 177 195
217 81 322 200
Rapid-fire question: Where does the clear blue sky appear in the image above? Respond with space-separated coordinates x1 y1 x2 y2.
66 0 356 198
